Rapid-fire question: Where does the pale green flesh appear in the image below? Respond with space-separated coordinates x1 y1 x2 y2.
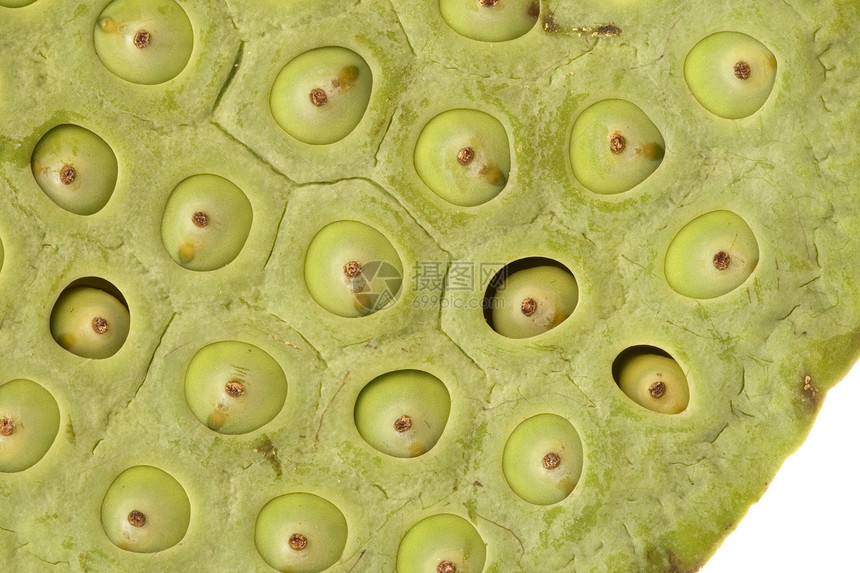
0 1 858 573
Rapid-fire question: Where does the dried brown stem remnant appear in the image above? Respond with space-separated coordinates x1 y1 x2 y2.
133 30 151 49
192 211 210 228
60 165 77 185
609 132 626 154
457 147 475 165
225 380 245 398
520 297 537 317
713 251 731 271
289 533 308 551
0 417 14 437
733 61 751 80
309 88 328 107
127 510 147 528
649 381 666 399
437 561 456 573
542 452 561 470
343 260 362 278
394 415 412 433
92 317 109 335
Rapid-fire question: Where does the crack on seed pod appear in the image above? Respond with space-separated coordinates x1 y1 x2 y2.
437 561 456 573
479 0 498 7
521 297 537 317
733 61 751 80
127 510 147 528
344 260 362 278
289 533 308 551
92 316 109 335
649 381 666 399
394 415 412 433
309 88 328 107
457 147 474 165
542 452 561 470
609 131 626 154
225 380 245 398
59 165 77 185
133 30 151 49
713 251 731 271
192 211 210 228
0 417 15 436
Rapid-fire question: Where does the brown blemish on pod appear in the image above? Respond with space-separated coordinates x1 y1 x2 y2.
127 510 147 527
0 417 14 436
133 30 151 49
92 317 109 335
59 165 77 185
289 533 308 551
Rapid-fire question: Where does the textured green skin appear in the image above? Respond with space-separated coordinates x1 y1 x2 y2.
0 1 858 572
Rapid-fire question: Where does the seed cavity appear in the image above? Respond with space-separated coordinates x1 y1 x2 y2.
91 316 109 335
225 380 245 398
649 380 666 399
733 60 751 80
393 415 412 433
309 88 328 107
528 1 540 18
133 30 151 49
437 561 456 573
127 510 147 528
520 297 537 317
0 417 14 437
609 131 626 154
457 147 475 165
288 533 308 551
542 452 561 470
343 260 362 278
713 251 731 271
479 0 498 7
192 211 210 228
59 165 77 185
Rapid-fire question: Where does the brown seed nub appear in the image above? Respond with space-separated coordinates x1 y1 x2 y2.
289 533 308 551
59 165 77 185
127 510 147 528
438 561 456 573
309 88 328 107
649 381 666 399
92 316 109 335
733 61 751 80
542 452 561 470
225 380 245 398
192 211 210 228
0 417 15 437
713 251 731 271
609 132 626 154
520 297 537 317
133 30 151 49
479 0 499 6
457 147 475 165
394 415 412 433
343 260 362 278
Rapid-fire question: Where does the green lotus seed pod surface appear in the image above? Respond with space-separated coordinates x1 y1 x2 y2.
270 47 372 145
184 340 288 435
354 370 451 458
100 465 191 553
161 174 253 271
49 285 130 359
396 513 486 573
414 108 511 207
664 210 759 299
439 0 540 42
617 353 690 414
31 124 119 216
569 99 665 195
254 492 348 573
491 265 578 339
0 379 61 473
684 31 777 119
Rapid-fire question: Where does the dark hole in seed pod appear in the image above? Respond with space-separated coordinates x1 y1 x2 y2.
609 132 626 154
394 415 412 433
225 380 245 398
520 297 537 317
0 417 15 437
192 211 210 228
528 1 540 18
289 533 308 551
597 24 622 37
713 251 731 271
542 452 561 470
479 0 499 7
133 30 151 49
343 260 362 278
309 88 328 107
457 147 475 165
91 316 109 335
649 381 666 399
59 165 77 185
733 61 751 80
437 561 456 573
127 510 147 528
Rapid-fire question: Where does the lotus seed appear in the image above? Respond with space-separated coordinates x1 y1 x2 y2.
133 30 151 49
59 165 76 185
616 352 690 414
0 417 14 436
394 415 412 433
50 285 130 359
542 452 561 470
289 533 308 551
91 316 108 334
490 264 578 339
441 0 539 42
396 514 486 572
0 380 61 473
734 60 751 80
127 510 147 527
438 561 456 573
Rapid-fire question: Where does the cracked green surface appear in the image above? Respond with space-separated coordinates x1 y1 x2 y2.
0 1 858 572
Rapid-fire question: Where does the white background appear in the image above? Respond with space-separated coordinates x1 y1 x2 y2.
702 360 860 571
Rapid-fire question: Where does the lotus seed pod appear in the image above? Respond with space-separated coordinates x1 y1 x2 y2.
490 265 578 339
502 413 583 505
184 341 287 435
304 220 403 317
31 124 119 216
617 353 690 414
50 285 130 359
0 379 61 473
93 0 194 85
569 99 665 195
354 370 451 458
439 0 540 42
664 210 759 299
161 174 253 271
396 513 486 573
270 47 373 145
414 109 511 207
100 465 191 553
684 31 777 119
254 492 348 573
